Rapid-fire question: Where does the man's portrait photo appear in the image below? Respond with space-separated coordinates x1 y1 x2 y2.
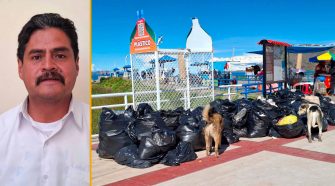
0 1 90 185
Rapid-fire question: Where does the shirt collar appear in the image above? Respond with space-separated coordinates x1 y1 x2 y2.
68 98 83 129
18 97 83 129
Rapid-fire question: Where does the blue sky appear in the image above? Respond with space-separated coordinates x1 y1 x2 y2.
93 0 335 71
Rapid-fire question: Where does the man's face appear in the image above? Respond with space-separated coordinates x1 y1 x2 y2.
18 28 79 101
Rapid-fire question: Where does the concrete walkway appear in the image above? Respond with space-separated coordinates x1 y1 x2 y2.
92 125 335 186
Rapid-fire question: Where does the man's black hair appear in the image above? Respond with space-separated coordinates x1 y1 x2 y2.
17 13 78 62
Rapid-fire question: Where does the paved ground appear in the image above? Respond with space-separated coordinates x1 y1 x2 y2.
92 125 335 186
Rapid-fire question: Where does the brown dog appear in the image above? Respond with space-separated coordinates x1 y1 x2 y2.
202 104 224 157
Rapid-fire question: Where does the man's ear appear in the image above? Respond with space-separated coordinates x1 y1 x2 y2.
18 59 24 80
75 57 79 72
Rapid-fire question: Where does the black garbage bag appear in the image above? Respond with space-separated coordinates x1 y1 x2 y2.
223 116 233 131
247 109 270 138
97 129 134 159
325 108 335 126
231 99 253 129
222 131 240 144
160 108 184 130
318 95 332 108
137 137 165 163
270 91 304 114
234 98 253 111
124 105 137 119
221 117 239 144
160 141 197 166
127 112 168 143
275 100 296 115
252 99 285 120
178 111 200 127
233 108 248 128
137 103 154 117
98 107 117 132
175 118 205 151
233 127 248 137
138 128 177 163
191 106 204 122
114 145 152 168
210 99 236 117
209 99 226 113
97 108 134 159
318 98 335 125
273 119 305 138
268 127 281 138
290 100 303 115
273 89 304 100
152 128 177 152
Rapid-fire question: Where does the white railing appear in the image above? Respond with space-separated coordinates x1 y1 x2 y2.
216 84 243 100
91 84 241 110
91 92 133 110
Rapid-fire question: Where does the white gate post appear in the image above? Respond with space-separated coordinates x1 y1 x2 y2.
211 52 215 101
154 51 161 110
124 95 128 109
130 54 136 108
185 52 191 109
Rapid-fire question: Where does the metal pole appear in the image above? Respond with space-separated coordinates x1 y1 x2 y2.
262 45 267 97
184 91 187 109
124 95 128 110
228 86 231 100
211 52 215 101
284 46 288 89
154 51 161 110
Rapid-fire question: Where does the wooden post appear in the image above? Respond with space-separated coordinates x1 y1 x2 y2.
296 53 302 71
178 53 186 80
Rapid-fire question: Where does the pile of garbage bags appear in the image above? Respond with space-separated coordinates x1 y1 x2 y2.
96 89 335 168
96 104 200 168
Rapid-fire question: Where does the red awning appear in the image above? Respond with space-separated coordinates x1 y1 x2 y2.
258 39 291 47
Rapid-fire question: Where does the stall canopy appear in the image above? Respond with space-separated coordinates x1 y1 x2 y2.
149 55 176 64
309 51 335 63
288 46 334 53
249 46 334 54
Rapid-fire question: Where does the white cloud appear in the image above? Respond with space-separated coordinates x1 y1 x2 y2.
211 57 226 62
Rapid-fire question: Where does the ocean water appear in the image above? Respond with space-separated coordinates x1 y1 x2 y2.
231 71 246 77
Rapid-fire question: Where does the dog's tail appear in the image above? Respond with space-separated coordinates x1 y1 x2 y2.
202 104 212 123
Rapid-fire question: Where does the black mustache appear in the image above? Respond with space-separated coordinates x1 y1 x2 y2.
36 71 65 86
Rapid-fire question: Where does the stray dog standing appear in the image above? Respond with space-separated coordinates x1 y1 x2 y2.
202 104 224 157
298 103 323 143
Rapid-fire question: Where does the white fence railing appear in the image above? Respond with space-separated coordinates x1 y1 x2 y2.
91 84 243 111
91 92 133 110
216 84 243 100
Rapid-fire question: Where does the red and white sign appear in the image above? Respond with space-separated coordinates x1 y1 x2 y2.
130 18 157 54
